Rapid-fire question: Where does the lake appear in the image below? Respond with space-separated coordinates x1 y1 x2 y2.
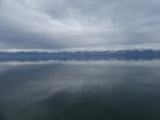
0 60 160 120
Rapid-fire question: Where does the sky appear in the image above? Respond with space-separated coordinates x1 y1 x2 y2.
0 0 160 51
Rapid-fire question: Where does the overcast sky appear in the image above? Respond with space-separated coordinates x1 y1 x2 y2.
0 0 160 51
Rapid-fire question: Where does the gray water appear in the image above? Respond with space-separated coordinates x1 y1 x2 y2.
0 60 160 120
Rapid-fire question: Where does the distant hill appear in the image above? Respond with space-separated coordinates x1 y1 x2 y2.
0 49 160 61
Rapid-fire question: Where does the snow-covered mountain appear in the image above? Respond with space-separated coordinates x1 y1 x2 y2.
0 49 160 61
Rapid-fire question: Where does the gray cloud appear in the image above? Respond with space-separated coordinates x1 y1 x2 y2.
0 0 160 50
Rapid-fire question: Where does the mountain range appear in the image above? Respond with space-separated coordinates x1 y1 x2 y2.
0 49 160 61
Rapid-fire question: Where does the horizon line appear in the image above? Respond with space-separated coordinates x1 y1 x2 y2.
0 48 160 53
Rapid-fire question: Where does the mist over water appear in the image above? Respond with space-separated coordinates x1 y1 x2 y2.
0 60 160 120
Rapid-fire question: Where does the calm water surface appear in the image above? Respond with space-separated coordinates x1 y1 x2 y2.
0 60 160 120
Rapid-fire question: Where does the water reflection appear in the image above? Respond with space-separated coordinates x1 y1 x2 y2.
0 60 160 120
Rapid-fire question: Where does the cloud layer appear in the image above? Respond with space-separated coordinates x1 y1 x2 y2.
0 0 160 50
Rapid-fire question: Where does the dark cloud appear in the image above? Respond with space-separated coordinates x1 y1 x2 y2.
0 0 160 50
